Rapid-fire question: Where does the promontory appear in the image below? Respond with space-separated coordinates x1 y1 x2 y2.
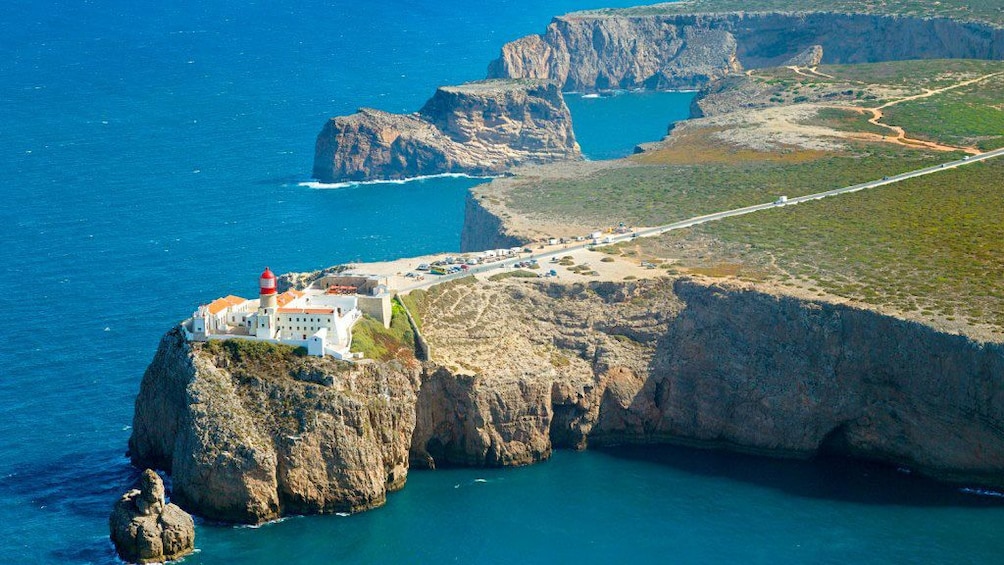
312 79 580 183
131 0 1004 529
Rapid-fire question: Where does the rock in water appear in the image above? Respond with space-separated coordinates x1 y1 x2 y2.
110 469 195 564
312 78 580 183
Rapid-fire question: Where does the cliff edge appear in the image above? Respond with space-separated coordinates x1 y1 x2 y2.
488 12 1003 91
130 276 1004 524
129 333 419 524
312 79 580 183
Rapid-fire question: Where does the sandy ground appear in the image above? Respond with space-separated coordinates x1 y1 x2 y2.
340 235 664 294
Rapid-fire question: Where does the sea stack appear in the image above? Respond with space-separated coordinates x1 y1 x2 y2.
109 469 195 564
312 78 581 182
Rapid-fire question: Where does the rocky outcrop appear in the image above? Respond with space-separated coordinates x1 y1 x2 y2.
109 469 195 564
312 79 580 183
410 368 553 468
130 276 1004 524
459 192 526 252
488 16 742 91
488 12 1004 91
783 44 825 67
647 281 1004 480
415 277 1004 485
129 332 419 524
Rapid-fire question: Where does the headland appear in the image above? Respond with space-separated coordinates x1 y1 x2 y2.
130 0 1004 531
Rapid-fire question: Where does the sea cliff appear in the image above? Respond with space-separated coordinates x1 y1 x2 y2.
129 334 419 523
488 12 1004 91
459 192 525 253
312 79 580 183
130 276 1004 524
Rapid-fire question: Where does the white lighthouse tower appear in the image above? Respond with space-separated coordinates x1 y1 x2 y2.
254 267 278 339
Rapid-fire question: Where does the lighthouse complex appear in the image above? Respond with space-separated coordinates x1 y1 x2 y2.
187 268 391 359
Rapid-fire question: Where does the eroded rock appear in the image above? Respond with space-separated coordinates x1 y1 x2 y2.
109 469 195 564
488 12 1003 91
312 79 580 183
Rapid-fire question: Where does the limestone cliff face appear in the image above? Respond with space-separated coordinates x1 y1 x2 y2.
413 278 682 467
459 192 525 252
416 277 1004 486
130 278 1004 524
312 79 580 183
488 15 742 91
488 12 1003 91
410 368 553 468
129 331 419 524
643 280 1004 483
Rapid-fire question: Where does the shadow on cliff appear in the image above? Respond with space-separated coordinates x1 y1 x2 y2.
0 450 140 562
592 279 1004 508
595 444 1004 508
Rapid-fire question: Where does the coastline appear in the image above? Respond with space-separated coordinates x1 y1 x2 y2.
121 0 1004 559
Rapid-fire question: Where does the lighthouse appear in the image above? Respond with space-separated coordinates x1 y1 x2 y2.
255 267 278 339
259 267 277 307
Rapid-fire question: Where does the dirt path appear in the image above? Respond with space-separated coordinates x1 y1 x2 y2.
827 72 1004 154
839 106 979 153
787 65 834 80
875 72 1003 110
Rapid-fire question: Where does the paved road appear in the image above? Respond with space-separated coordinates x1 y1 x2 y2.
397 147 1004 293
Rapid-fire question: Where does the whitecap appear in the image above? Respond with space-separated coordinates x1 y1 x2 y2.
960 487 1004 498
299 172 497 190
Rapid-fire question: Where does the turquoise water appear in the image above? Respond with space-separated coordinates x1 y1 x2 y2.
2 1 1004 563
565 91 696 159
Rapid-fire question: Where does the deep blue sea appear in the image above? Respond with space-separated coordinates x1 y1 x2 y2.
2 1 1003 563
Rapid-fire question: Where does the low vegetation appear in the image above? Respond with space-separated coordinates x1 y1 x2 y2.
350 303 416 362
636 159 1004 334
506 143 956 227
586 0 1004 26
488 269 539 281
755 60 1004 150
203 339 307 364
882 71 1004 151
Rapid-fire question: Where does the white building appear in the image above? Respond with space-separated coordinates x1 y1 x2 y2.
189 267 363 359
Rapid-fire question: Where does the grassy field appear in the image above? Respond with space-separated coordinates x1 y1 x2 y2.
506 143 959 227
350 302 416 361
582 0 1004 26
633 158 1004 333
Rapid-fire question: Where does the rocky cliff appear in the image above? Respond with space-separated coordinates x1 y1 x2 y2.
130 276 1004 524
129 333 419 524
487 12 1004 91
312 79 580 183
415 277 1004 485
459 192 525 253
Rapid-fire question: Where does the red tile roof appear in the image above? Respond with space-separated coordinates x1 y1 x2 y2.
207 295 246 315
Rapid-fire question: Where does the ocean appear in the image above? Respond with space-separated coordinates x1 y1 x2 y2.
1 1 1003 563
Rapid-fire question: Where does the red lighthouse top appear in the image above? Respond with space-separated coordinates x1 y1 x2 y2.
259 267 277 295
